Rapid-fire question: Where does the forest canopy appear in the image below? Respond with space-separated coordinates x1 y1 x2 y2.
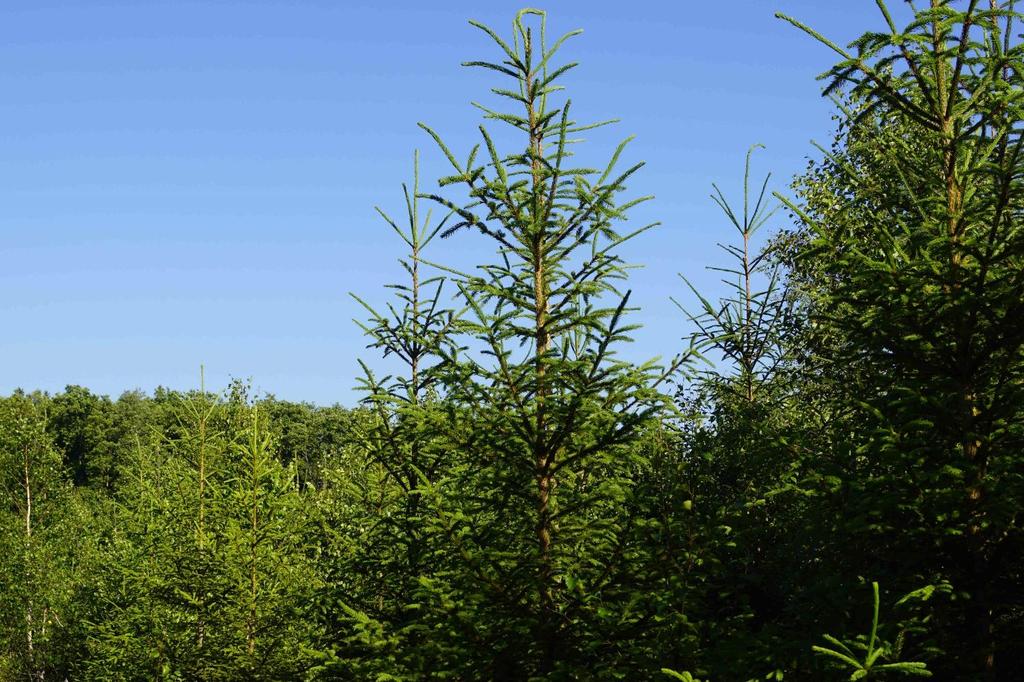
1 2 1022 680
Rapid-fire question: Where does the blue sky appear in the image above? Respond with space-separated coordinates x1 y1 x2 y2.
0 1 907 405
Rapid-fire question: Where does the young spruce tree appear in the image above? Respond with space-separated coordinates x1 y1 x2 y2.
318 152 458 678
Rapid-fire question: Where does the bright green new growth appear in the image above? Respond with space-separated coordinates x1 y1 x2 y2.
813 583 932 679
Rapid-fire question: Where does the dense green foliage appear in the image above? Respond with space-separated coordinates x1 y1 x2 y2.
1 3 1022 679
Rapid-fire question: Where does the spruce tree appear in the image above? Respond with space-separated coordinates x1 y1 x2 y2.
780 1 1024 676
85 382 320 679
351 149 458 542
316 152 458 678
221 404 320 678
84 382 233 678
411 9 687 676
664 149 813 679
676 145 790 403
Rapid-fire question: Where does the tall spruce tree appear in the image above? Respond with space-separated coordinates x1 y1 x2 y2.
410 9 687 677
779 1 1024 676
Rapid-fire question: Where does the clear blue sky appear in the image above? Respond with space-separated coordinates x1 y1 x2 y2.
0 1 907 405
